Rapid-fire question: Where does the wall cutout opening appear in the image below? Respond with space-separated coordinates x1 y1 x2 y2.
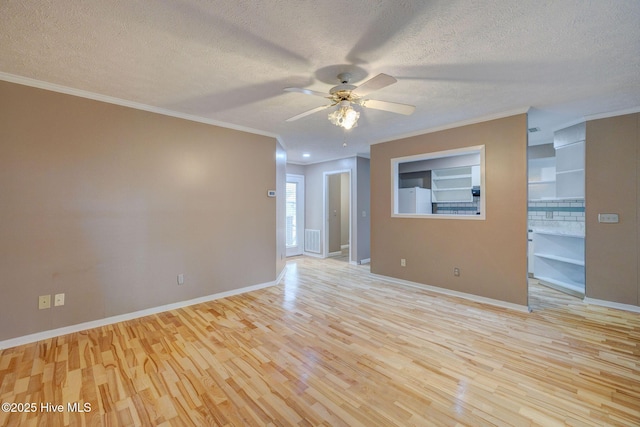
391 145 485 220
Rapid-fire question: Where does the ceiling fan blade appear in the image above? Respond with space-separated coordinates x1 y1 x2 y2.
352 73 397 97
360 99 415 115
284 87 332 98
285 104 333 122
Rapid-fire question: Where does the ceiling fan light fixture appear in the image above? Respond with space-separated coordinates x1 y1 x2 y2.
328 104 360 130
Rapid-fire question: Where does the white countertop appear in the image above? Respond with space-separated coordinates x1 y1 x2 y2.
528 221 585 238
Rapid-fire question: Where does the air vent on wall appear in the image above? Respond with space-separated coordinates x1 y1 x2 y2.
528 127 541 133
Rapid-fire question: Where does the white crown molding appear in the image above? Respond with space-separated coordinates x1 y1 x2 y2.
0 72 278 140
370 107 531 147
0 276 282 351
371 273 531 313
302 251 324 259
584 106 640 121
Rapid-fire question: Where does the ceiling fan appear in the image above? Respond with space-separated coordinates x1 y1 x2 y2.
284 73 415 130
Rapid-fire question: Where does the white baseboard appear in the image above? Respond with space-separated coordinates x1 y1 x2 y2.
328 251 342 257
371 273 530 313
359 258 371 265
0 279 279 350
302 251 324 259
275 265 287 284
341 244 350 250
583 297 640 313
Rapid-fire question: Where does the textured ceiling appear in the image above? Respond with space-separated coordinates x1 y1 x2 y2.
1 0 639 163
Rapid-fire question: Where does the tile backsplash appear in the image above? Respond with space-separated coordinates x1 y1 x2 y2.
528 199 584 223
435 196 480 215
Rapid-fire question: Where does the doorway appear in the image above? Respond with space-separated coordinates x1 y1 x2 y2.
286 174 305 257
324 170 351 262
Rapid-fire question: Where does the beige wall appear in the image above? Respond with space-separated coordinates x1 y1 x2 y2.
341 173 350 247
287 157 371 264
302 157 356 259
275 142 287 276
328 174 342 253
356 157 371 262
585 113 639 305
370 114 528 306
0 81 278 341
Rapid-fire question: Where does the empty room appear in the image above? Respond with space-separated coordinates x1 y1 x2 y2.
1 1 639 426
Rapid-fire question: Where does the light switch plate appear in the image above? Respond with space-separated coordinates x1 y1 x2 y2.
54 293 65 306
598 213 619 223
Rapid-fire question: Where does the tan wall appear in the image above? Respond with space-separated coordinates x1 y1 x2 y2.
275 142 287 276
341 173 350 247
302 157 357 259
328 174 342 253
370 114 528 306
0 81 278 341
585 113 639 305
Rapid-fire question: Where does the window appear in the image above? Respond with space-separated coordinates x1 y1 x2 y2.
391 145 485 219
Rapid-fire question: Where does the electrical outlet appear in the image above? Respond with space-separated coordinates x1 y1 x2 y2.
54 293 65 306
454 267 460 277
177 273 184 285
38 295 51 310
598 213 619 223
400 259 406 267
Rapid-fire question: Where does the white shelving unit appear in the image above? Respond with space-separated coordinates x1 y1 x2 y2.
528 157 556 200
533 230 585 295
431 166 473 202
554 123 585 199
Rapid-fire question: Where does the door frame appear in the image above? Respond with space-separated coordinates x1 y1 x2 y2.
323 169 352 261
285 174 305 257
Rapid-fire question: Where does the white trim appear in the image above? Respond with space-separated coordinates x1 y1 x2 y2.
0 279 279 350
583 297 640 313
391 145 486 220
0 72 277 139
370 107 530 147
584 106 640 122
341 244 350 250
371 273 530 313
359 258 371 265
302 251 324 259
328 251 342 257
276 265 287 284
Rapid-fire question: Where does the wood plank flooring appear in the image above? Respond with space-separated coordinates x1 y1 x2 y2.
1 256 639 426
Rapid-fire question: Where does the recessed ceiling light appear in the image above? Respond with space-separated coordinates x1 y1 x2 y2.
302 153 311 158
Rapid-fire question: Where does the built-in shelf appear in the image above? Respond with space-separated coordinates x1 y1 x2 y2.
533 231 585 296
431 166 477 203
528 157 556 200
534 275 585 295
534 252 585 266
528 180 556 184
554 123 585 199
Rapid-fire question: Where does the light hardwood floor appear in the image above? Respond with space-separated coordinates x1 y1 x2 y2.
1 257 639 426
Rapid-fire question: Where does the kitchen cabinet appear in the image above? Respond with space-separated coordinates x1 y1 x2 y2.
431 166 474 202
533 230 585 295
